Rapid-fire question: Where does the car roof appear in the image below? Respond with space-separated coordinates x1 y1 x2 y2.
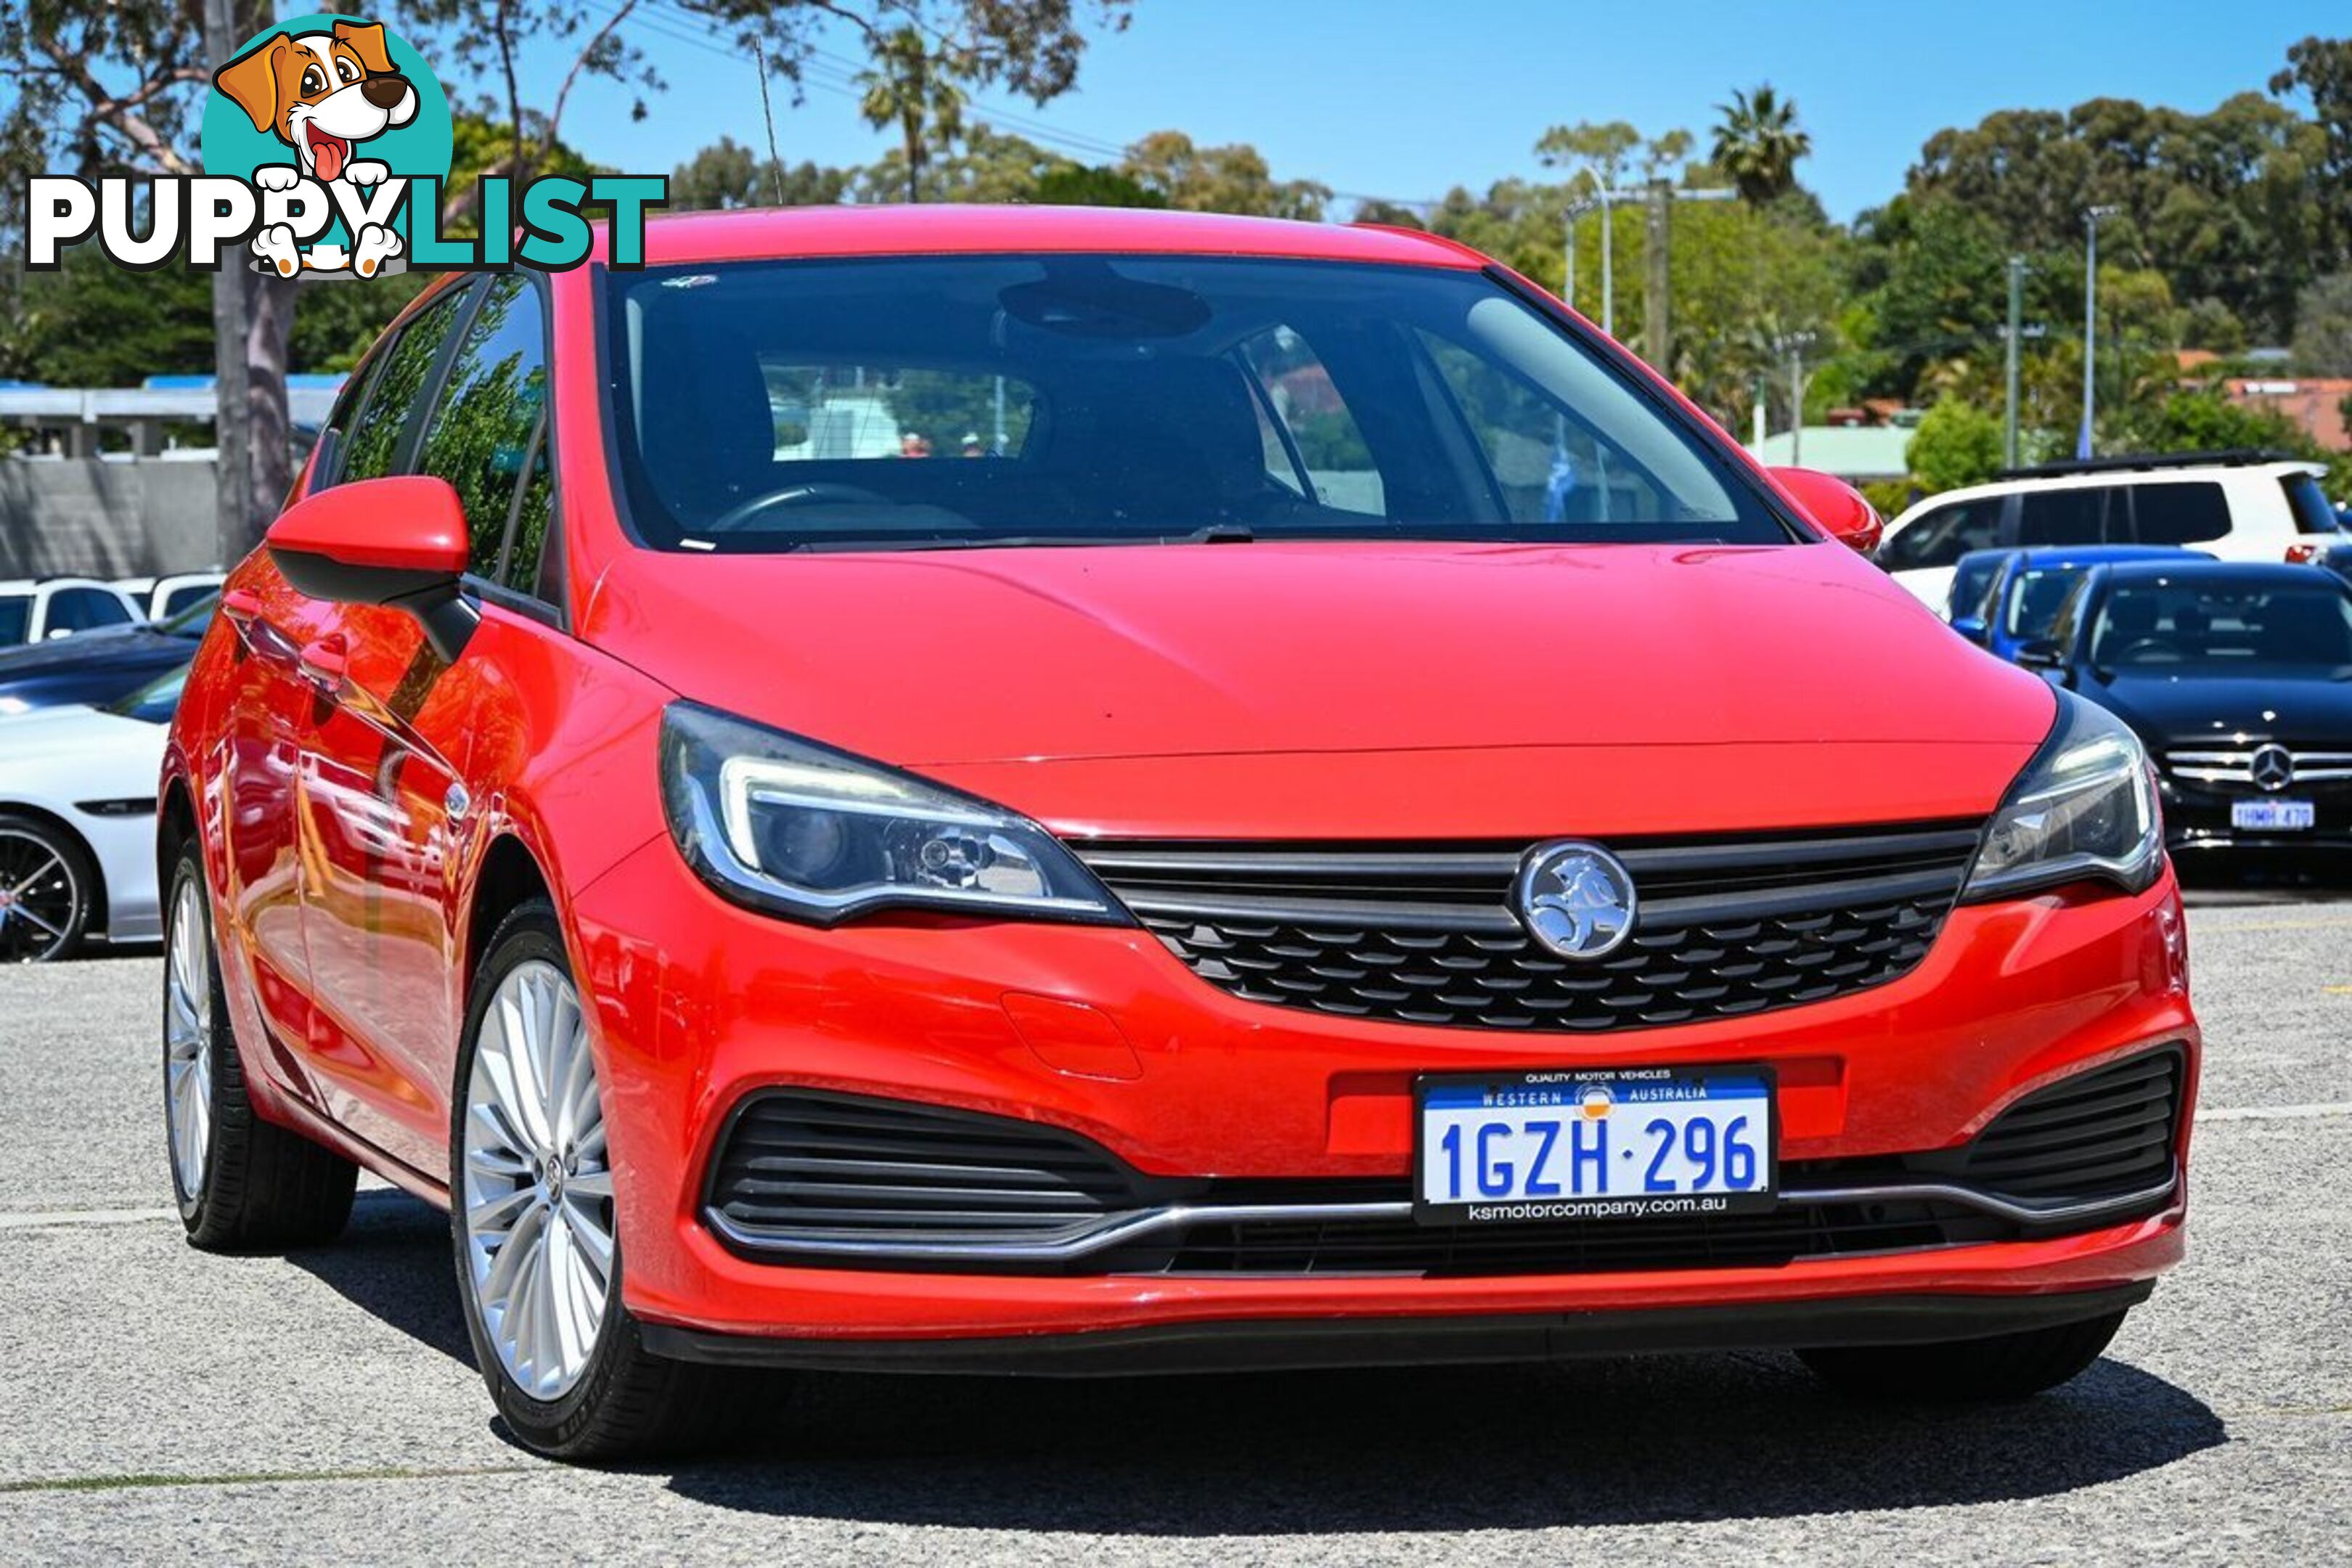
2094 560 2347 589
1898 460 2324 517
2011 546 2208 568
606 205 1487 271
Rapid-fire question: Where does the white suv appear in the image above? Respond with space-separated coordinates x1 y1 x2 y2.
0 577 145 647
1877 454 2342 609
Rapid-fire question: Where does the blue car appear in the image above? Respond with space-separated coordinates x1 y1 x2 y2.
1944 547 2018 626
0 592 213 715
1955 547 2210 663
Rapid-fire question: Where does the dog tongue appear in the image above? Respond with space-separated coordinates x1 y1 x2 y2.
313 136 346 181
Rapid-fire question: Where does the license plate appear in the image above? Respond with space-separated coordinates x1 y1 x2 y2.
2233 799 2316 831
1413 1067 1776 1225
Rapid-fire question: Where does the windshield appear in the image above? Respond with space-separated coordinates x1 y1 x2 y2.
603 255 1792 552
107 662 188 724
0 595 28 645
2006 566 2089 638
1948 555 2005 618
160 593 218 638
2090 579 2352 674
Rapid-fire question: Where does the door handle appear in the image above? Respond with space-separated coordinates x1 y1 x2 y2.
296 635 349 693
220 587 263 626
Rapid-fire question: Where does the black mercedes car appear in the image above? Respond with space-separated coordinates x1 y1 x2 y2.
0 592 213 715
2019 560 2352 859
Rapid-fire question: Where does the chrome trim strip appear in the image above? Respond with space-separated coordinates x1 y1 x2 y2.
704 1167 2179 1264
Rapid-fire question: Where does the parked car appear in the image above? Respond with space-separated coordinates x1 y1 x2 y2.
0 592 216 714
1955 546 2210 661
1944 547 2015 624
114 572 227 621
0 662 184 961
2019 559 2352 857
0 576 145 647
1877 452 2341 610
162 207 2193 1461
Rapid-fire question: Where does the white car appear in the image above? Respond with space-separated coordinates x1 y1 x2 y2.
1877 454 2343 609
0 577 146 648
0 666 181 961
113 571 226 621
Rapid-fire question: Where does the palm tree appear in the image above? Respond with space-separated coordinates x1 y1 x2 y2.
858 28 968 203
1710 85 1812 207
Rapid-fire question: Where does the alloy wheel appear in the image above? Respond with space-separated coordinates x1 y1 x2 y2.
163 876 213 1196
0 825 81 963
460 959 616 1401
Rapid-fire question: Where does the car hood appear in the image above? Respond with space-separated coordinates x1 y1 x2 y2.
583 542 2056 834
2088 671 2352 746
0 627 181 675
0 704 165 779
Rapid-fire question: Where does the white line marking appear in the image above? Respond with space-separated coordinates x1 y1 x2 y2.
0 1206 176 1230
2202 1103 2352 1123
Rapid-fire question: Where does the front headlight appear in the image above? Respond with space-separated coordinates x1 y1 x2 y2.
1961 690 2163 902
658 702 1124 926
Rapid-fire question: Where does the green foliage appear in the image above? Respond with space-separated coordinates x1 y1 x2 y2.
1118 130 1331 219
2114 387 2300 454
1710 85 1812 206
1904 399 2004 494
671 136 849 210
1 245 213 385
1031 164 1167 208
2293 272 2352 374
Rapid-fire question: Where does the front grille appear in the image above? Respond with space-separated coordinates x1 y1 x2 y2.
1105 1177 2009 1277
2165 746 2352 788
1917 1047 2184 1201
1072 824 1983 1032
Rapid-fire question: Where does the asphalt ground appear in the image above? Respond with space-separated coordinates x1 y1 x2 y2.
3 888 2350 1565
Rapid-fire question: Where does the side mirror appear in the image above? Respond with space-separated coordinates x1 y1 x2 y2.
266 476 480 661
1768 466 1884 555
1951 614 1989 645
2013 638 2066 671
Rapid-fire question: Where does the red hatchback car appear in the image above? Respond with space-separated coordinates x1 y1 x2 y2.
161 207 2197 1460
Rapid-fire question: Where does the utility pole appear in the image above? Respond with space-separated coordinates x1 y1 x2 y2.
2080 205 2116 461
2004 255 2025 470
1776 330 1817 465
1643 176 1672 372
1598 184 1615 338
203 0 253 566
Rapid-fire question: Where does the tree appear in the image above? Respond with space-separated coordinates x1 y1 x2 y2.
857 25 969 203
1534 120 1640 197
854 123 1066 204
1031 164 1166 208
1905 399 2004 493
2292 271 2352 374
1118 131 1329 219
2271 35 2352 266
1710 85 1811 206
671 136 848 210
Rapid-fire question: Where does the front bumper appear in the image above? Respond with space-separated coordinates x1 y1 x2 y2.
565 833 2197 1349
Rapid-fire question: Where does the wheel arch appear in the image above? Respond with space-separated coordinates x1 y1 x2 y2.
0 799 108 936
465 831 558 996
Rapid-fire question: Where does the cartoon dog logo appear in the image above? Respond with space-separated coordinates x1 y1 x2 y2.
212 20 416 277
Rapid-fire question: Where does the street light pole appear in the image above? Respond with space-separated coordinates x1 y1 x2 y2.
2080 205 2116 460
2004 255 2025 470
1598 184 1614 338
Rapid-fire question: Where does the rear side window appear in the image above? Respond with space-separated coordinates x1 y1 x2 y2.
2128 482 2229 546
2017 486 2117 547
415 276 550 581
157 583 215 618
2284 471 2345 534
46 587 133 632
0 595 29 644
1882 499 2001 571
339 287 474 483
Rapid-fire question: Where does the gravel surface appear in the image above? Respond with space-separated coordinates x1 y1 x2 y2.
3 895 2348 1564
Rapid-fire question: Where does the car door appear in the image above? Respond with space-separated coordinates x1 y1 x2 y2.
294 274 550 1179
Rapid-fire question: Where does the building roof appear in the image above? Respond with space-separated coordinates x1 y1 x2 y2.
1746 425 1913 481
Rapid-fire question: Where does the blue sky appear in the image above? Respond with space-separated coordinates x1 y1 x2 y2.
518 0 2338 222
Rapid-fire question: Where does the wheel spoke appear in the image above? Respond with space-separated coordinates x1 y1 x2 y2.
560 1193 614 1281
465 1181 536 1239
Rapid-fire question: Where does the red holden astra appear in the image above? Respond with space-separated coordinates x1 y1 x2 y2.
161 206 2196 1460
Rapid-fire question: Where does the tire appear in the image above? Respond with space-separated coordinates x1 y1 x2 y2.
449 900 779 1461
164 841 358 1250
0 810 96 963
1798 1309 2128 1402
